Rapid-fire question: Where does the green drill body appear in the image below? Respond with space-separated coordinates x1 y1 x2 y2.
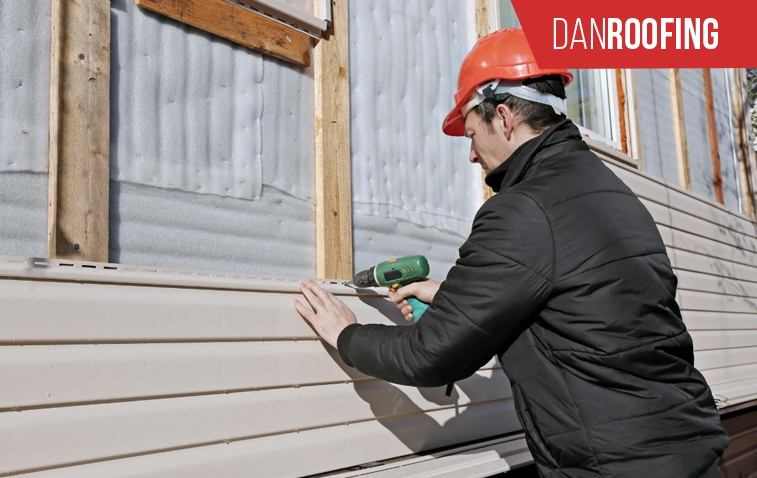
352 255 431 322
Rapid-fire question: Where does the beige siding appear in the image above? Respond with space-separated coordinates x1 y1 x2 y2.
0 259 516 477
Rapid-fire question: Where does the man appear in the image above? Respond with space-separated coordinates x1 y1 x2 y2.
293 28 728 477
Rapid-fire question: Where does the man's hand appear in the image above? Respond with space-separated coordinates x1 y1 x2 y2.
389 280 442 322
293 280 357 348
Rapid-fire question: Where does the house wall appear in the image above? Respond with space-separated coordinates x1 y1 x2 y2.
0 0 50 258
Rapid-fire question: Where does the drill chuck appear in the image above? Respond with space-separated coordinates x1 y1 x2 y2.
352 267 378 288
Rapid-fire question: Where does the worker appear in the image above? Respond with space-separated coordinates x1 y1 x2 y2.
293 28 728 477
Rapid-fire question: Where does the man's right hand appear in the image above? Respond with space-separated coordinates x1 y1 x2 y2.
389 280 441 321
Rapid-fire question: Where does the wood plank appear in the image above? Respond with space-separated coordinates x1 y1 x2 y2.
0 342 500 410
732 68 756 218
15 405 521 478
627 70 643 163
47 0 111 262
314 0 352 280
476 0 495 201
133 0 311 67
0 385 515 475
615 69 628 155
703 68 725 205
670 68 692 190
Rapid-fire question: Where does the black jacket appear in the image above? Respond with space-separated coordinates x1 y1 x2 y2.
338 120 729 477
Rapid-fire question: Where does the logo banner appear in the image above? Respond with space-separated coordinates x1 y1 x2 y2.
510 0 757 68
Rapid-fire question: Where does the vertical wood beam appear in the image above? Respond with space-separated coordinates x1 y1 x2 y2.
48 0 111 262
314 0 352 280
732 68 755 217
615 69 628 155
702 68 725 205
670 68 692 190
629 69 643 167
476 0 495 201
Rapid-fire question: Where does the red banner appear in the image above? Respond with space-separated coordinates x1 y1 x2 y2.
510 0 757 68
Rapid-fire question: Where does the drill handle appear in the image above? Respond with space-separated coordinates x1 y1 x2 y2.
407 297 430 323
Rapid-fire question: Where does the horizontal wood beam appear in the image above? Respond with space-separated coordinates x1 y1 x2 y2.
134 0 311 67
48 0 111 262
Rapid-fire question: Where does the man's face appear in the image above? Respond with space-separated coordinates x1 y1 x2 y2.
464 109 511 175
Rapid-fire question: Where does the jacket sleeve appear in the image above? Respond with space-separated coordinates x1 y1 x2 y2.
337 192 555 387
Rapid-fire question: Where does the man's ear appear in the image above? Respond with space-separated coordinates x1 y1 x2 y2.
495 103 514 140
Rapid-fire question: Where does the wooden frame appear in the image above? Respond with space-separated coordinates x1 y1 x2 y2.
702 68 725 205
615 69 629 155
477 0 496 201
48 0 111 262
623 69 643 165
134 0 311 67
732 69 756 218
670 68 692 190
314 0 352 280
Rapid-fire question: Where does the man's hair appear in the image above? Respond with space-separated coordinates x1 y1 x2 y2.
473 75 567 134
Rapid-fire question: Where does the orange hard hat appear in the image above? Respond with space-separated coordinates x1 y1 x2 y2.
442 28 573 136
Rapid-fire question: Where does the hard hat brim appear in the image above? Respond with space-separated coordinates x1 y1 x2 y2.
442 105 466 137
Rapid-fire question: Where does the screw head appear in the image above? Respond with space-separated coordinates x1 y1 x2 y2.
79 53 85 60
74 243 80 251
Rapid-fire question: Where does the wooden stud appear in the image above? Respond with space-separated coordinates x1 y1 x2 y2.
629 70 643 167
702 68 725 205
670 69 692 190
477 0 496 201
615 69 628 155
134 0 311 67
48 0 111 262
313 0 352 280
732 69 755 217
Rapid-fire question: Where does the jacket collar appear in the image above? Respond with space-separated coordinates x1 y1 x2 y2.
484 119 586 193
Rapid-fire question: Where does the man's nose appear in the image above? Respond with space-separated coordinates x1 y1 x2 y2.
469 147 479 164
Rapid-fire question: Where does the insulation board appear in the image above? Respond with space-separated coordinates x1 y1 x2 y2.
349 0 481 279
635 69 680 186
109 0 315 275
680 69 716 201
711 68 742 213
0 0 51 257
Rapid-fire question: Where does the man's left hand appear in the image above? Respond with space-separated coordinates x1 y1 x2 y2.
293 280 357 348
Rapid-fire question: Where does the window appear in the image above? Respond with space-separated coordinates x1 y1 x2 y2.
497 1 620 146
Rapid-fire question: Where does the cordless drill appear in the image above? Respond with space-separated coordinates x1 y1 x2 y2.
352 255 431 322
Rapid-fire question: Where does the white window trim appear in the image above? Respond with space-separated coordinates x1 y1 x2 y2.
571 69 622 150
234 0 331 38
